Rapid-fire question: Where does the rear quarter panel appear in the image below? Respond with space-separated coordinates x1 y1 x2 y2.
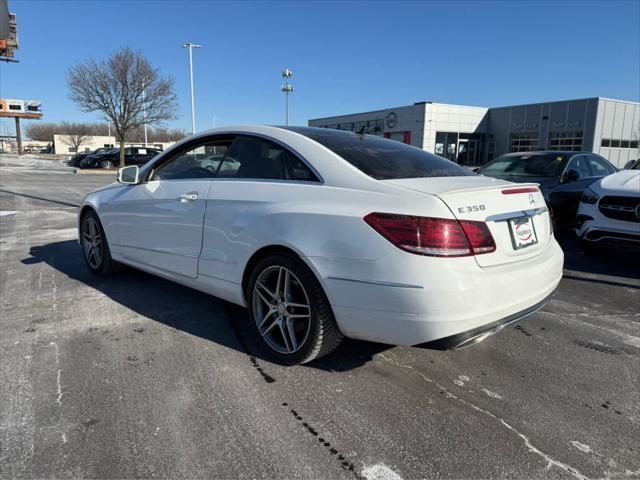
197 179 454 299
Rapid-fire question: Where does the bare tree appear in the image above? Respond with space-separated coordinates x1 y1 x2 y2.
127 125 189 143
59 122 93 153
25 122 58 142
67 47 178 167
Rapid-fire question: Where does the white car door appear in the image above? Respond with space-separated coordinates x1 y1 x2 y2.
109 136 233 278
198 134 321 285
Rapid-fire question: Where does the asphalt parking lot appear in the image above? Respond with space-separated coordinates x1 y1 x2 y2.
1 161 639 480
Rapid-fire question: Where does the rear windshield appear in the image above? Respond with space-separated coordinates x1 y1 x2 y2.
479 153 569 177
284 127 473 180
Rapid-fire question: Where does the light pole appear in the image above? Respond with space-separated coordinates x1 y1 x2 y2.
212 116 217 129
142 83 148 146
182 42 202 134
281 69 293 126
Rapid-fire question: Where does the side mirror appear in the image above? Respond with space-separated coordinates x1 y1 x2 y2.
563 169 580 183
472 167 480 173
117 165 140 184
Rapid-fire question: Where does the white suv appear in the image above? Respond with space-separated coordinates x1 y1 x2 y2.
576 161 640 255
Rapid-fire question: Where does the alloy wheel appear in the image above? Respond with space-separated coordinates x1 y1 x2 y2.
82 217 103 269
102 160 114 169
252 265 312 355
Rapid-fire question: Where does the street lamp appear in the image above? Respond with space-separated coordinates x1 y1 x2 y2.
142 82 148 146
182 42 203 134
281 69 293 126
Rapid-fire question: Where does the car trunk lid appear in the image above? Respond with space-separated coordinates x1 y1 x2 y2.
384 177 552 267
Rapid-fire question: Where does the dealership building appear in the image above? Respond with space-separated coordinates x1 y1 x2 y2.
308 97 640 168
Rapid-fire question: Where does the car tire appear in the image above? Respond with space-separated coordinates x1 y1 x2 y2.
247 253 343 365
80 210 118 275
100 159 115 169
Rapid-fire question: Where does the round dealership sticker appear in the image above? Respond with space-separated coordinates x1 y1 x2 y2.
515 222 533 242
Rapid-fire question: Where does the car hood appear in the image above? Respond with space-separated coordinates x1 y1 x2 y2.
594 169 640 196
87 182 121 195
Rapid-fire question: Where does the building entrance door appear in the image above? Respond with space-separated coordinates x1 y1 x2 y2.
457 139 478 164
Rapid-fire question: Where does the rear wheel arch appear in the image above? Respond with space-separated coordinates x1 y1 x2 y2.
242 245 304 303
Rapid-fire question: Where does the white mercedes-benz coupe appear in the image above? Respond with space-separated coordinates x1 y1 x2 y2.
78 126 563 364
576 161 640 255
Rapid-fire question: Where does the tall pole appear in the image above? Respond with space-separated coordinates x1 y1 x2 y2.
142 84 148 146
281 69 293 126
15 117 22 155
182 42 202 135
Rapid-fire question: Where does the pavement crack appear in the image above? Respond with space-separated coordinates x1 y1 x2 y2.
377 353 589 480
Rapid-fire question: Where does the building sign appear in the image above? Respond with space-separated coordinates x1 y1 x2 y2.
0 98 42 118
512 122 538 130
386 112 398 128
552 120 581 128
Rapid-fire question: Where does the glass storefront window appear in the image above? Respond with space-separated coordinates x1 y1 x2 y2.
510 133 539 152
548 131 583 151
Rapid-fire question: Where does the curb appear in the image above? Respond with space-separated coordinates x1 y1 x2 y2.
75 169 118 175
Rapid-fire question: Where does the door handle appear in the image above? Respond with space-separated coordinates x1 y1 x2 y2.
179 193 199 203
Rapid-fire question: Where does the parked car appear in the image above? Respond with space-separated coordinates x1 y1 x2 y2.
80 146 162 169
67 147 114 167
78 126 563 364
477 151 617 228
576 160 640 255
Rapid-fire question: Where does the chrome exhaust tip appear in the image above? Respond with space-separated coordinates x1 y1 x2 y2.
453 330 496 350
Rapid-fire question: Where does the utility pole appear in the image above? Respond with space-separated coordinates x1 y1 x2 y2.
142 83 148 146
281 69 293 126
14 117 21 154
182 42 202 134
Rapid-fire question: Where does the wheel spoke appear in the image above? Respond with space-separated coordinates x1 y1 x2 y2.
279 320 293 353
87 248 97 266
285 318 298 352
287 302 310 310
259 314 279 337
287 313 310 320
82 231 92 242
283 268 291 301
275 267 284 300
256 281 277 302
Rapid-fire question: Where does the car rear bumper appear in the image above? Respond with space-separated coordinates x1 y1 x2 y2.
310 238 563 346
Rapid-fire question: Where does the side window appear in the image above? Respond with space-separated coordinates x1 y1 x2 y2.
586 155 614 177
124 148 134 156
566 155 590 179
151 137 233 181
216 135 318 181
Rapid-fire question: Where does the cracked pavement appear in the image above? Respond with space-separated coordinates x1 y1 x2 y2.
1 164 639 479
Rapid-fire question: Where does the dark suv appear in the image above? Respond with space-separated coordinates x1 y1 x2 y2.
80 147 162 169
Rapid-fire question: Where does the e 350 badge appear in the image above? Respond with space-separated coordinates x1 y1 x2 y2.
458 204 486 214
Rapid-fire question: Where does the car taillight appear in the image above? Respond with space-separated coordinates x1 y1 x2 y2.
363 213 496 257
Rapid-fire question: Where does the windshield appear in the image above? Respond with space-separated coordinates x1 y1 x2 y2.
632 160 640 170
284 127 473 180
479 153 569 177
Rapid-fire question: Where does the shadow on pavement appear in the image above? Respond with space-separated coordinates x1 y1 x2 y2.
22 240 389 372
558 237 640 283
